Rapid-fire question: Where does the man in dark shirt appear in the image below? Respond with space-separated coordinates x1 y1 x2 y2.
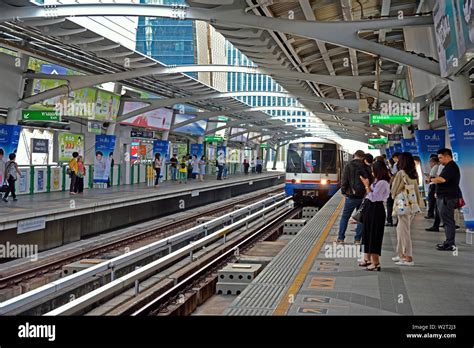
170 154 178 181
338 150 373 244
431 148 461 251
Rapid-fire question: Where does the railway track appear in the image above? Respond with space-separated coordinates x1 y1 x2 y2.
0 186 283 290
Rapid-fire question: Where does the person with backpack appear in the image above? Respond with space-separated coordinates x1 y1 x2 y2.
68 152 79 195
391 152 424 266
3 153 22 202
338 150 373 244
179 156 188 184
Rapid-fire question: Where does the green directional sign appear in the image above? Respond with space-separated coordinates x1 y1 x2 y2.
368 145 377 150
370 114 413 125
204 135 224 142
22 110 60 122
368 137 388 145
260 143 270 148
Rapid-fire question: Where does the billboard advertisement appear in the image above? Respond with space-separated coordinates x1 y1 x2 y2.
153 140 169 163
58 133 84 163
446 109 474 229
95 89 120 121
0 125 21 184
190 143 204 159
121 102 173 131
415 129 446 189
94 135 116 183
401 138 419 156
174 114 207 136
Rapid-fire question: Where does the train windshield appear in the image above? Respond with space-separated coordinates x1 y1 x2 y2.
287 143 337 174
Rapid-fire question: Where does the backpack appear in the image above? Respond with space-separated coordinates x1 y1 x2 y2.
349 161 369 198
180 162 186 169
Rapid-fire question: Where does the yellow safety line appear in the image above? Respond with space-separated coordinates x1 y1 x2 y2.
273 197 345 316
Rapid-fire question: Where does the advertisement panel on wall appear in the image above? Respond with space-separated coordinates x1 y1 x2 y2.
401 138 419 156
94 135 116 183
446 109 474 229
190 143 204 159
153 140 169 163
217 145 227 161
121 102 173 131
58 133 84 163
393 143 402 153
52 167 61 190
174 114 207 136
171 143 188 160
95 90 120 121
415 129 446 195
0 125 21 184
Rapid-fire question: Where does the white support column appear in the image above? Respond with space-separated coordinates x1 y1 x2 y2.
402 125 412 139
417 109 430 131
7 53 30 125
448 75 472 110
272 144 280 170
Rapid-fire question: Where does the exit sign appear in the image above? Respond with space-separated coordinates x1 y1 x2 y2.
370 114 413 125
368 145 377 150
204 135 224 142
260 143 270 148
22 110 60 122
368 137 388 145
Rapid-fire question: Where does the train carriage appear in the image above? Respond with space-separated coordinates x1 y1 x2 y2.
285 137 351 206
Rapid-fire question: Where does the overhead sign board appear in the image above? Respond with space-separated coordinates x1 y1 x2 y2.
31 138 49 154
22 110 60 122
369 114 413 125
204 135 224 142
388 133 403 142
368 137 388 145
260 143 270 148
131 130 154 139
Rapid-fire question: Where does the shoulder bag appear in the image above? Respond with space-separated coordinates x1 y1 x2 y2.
394 174 421 216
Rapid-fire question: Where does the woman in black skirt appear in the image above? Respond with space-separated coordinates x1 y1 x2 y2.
358 160 391 271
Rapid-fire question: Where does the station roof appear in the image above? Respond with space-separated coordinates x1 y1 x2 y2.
0 0 310 145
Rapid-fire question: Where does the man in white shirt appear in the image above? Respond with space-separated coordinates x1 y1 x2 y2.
425 156 440 219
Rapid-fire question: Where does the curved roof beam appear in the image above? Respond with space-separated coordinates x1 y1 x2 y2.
21 64 403 108
1 3 439 75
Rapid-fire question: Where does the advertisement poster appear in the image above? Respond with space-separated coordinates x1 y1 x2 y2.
386 146 392 159
454 0 474 66
174 114 207 136
95 90 120 121
415 129 446 193
217 145 227 162
52 167 61 190
18 169 28 193
171 143 188 159
58 133 84 162
37 169 45 191
190 143 203 159
401 138 419 156
446 109 474 229
433 0 460 77
0 125 21 184
393 143 402 153
121 102 173 131
153 140 169 163
94 135 116 183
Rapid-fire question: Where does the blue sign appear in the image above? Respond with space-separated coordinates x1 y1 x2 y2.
190 143 203 159
446 109 474 229
386 146 392 159
0 125 22 184
393 143 402 153
415 129 446 181
217 145 227 161
40 63 68 75
401 138 419 156
94 135 116 183
153 140 169 162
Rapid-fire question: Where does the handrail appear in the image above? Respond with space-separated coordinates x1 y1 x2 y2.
0 192 285 315
45 196 291 315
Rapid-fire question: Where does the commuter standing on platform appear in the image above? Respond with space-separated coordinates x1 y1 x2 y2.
179 156 188 184
68 151 79 195
199 156 206 182
426 156 446 232
216 152 225 180
431 148 461 251
338 150 373 244
364 153 374 168
386 152 400 227
170 154 178 182
74 156 86 194
186 154 193 179
256 157 263 174
391 152 424 266
243 158 250 175
2 153 21 202
0 149 5 187
191 155 200 180
153 153 162 187
358 160 391 271
424 155 440 220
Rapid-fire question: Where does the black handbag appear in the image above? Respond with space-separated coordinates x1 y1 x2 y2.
351 199 367 223
1 183 9 193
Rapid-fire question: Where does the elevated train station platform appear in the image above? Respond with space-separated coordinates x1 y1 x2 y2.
0 172 284 253
226 192 474 316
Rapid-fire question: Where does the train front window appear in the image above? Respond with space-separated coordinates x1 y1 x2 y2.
286 146 303 173
302 149 321 173
321 149 337 173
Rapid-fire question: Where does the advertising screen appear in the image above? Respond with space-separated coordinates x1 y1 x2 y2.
173 114 207 136
121 102 173 131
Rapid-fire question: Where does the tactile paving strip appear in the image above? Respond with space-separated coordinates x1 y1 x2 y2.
225 192 343 315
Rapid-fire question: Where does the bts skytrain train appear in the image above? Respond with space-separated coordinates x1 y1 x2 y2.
285 137 351 206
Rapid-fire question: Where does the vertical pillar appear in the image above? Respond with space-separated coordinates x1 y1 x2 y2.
448 74 472 110
106 83 123 136
417 109 430 131
402 125 412 139
272 144 280 170
7 53 30 125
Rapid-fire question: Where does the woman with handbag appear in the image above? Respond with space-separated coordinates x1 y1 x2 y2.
357 160 391 271
391 152 424 266
2 153 22 202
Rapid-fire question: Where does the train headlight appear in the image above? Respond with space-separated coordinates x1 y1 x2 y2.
321 179 328 185
292 179 300 184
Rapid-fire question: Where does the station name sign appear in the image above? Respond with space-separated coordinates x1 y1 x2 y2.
368 137 388 145
369 114 413 125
